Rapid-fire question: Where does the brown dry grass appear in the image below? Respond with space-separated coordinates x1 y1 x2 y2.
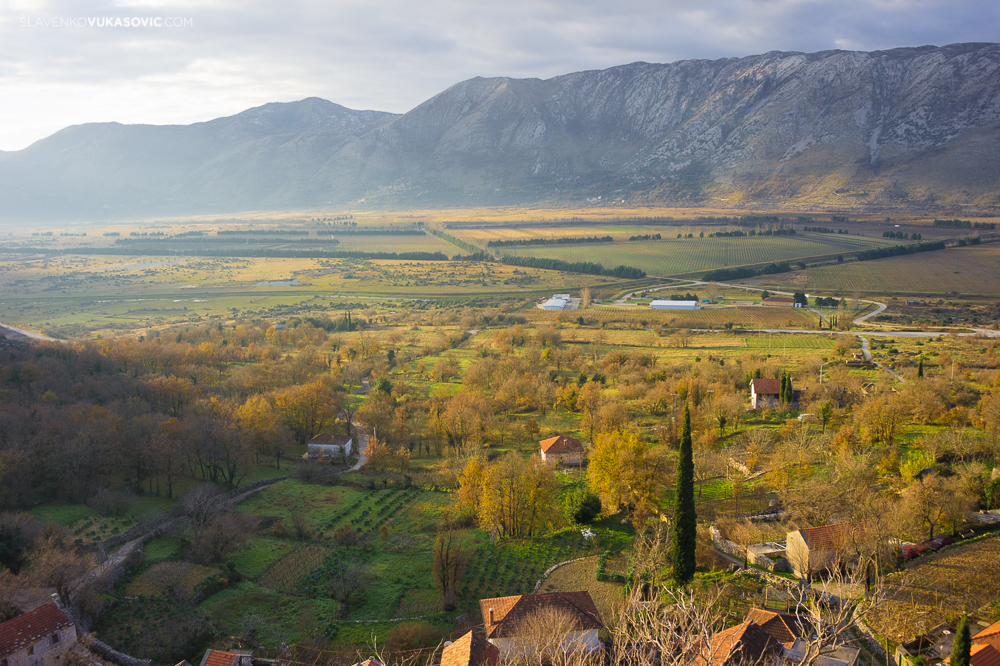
866 536 1000 644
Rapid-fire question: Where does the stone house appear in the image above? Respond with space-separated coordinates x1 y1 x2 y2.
750 378 782 409
539 435 583 465
785 522 867 579
0 599 76 666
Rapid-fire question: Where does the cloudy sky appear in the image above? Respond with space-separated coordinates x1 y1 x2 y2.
0 0 997 151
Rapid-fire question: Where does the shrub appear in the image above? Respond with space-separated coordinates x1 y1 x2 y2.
562 489 602 525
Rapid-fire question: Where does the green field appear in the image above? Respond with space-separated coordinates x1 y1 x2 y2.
748 243 1000 296
499 233 899 276
0 254 614 337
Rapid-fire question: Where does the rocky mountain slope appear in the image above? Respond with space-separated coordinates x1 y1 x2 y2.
2 42 998 220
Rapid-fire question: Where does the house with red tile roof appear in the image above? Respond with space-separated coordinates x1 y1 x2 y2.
750 378 782 409
441 630 500 666
539 435 583 466
0 599 76 666
479 591 604 655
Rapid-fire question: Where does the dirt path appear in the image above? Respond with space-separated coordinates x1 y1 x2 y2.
0 323 65 342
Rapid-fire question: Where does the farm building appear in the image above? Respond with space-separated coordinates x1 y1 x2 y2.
762 296 797 307
785 522 868 579
480 591 604 655
553 294 571 300
539 435 583 465
650 300 699 310
441 630 500 666
306 433 353 459
541 297 569 311
0 599 77 666
749 378 783 409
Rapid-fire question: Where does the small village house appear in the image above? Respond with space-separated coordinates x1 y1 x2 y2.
0 599 76 666
762 296 797 307
539 435 583 465
480 591 604 655
305 433 353 460
750 378 782 409
785 522 867 579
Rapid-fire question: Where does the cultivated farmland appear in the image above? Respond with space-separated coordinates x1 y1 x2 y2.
748 243 1000 296
866 537 1000 644
496 233 898 276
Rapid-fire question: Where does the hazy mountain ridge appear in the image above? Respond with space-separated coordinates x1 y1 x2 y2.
2 43 999 220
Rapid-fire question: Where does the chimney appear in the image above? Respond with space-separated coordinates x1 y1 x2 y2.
489 608 494 624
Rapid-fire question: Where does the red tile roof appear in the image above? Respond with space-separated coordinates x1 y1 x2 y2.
441 631 499 666
539 435 583 454
750 378 781 395
971 644 1000 666
797 523 864 551
746 608 803 646
480 591 604 639
699 621 783 666
202 650 239 666
0 601 73 657
975 620 1000 651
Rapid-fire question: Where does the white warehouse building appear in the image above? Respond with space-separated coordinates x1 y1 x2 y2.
541 297 570 310
650 300 700 310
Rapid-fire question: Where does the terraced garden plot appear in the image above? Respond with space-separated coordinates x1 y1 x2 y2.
458 528 631 604
258 545 333 594
67 515 133 545
498 234 898 276
321 488 425 535
748 244 1000 296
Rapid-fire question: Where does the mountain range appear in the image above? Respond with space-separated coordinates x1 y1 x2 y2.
2 42 999 221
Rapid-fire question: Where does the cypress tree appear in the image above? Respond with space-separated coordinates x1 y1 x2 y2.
918 358 924 378
952 616 971 666
672 404 697 585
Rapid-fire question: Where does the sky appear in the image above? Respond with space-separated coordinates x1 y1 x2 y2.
0 0 998 151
